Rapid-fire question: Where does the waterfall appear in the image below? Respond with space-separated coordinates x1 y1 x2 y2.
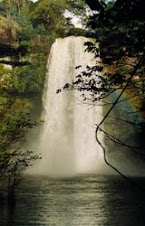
32 36 106 177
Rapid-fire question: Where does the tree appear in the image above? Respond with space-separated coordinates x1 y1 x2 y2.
31 0 87 37
0 0 32 18
31 0 69 37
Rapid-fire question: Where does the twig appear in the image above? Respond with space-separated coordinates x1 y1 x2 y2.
95 53 145 191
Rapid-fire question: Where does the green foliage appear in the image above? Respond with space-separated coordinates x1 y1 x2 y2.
0 15 20 48
0 0 33 19
67 27 88 36
32 0 65 24
0 94 40 200
87 0 145 61
0 64 12 92
0 97 32 143
18 18 36 42
31 0 69 38
12 54 47 94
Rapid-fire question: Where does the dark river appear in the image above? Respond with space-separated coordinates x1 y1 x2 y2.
0 175 145 226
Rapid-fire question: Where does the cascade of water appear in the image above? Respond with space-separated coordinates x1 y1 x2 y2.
32 36 106 176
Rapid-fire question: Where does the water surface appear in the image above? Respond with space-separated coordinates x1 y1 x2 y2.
0 175 145 226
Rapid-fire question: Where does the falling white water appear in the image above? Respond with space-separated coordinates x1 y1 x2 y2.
32 36 106 176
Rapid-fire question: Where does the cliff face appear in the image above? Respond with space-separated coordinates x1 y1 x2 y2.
0 16 20 48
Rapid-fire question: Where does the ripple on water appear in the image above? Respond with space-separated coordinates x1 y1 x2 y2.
0 175 145 226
